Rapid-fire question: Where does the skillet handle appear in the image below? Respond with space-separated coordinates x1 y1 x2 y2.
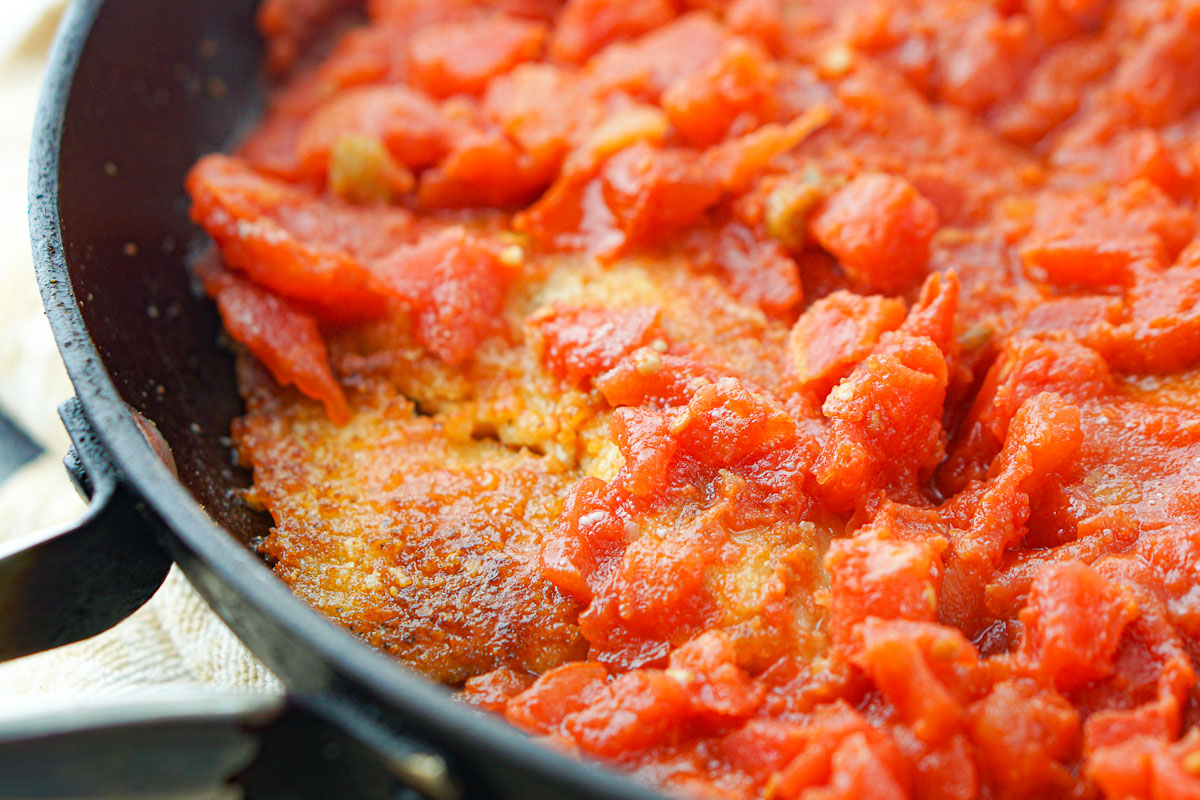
0 397 172 661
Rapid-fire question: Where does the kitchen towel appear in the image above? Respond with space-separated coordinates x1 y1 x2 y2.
0 1 281 704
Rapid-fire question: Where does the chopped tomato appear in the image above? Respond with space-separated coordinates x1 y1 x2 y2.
789 291 907 396
609 407 676 497
207 269 350 423
825 537 942 651
418 126 559 208
810 173 940 293
564 670 694 758
186 154 393 320
550 0 677 64
661 40 779 146
814 333 948 509
598 143 725 252
295 85 450 179
527 305 662 385
968 679 1081 798
585 12 732 101
372 227 511 365
505 662 609 733
256 0 357 73
409 15 549 98
459 667 536 713
690 223 804 316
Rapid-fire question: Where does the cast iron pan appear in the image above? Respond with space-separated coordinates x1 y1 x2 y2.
0 1 667 797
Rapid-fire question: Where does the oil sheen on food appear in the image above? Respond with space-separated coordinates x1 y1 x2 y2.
187 0 1200 797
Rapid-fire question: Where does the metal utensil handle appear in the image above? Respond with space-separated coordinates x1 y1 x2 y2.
0 396 171 661
0 692 460 800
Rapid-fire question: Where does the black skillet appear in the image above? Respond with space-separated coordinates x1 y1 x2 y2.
0 1 666 797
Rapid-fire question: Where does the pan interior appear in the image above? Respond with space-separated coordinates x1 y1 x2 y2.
56 0 269 546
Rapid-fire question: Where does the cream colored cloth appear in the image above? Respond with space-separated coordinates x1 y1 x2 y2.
0 3 281 703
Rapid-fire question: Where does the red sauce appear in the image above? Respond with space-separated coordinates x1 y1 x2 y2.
190 1 1200 797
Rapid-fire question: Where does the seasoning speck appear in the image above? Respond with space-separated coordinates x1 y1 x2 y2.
498 244 525 268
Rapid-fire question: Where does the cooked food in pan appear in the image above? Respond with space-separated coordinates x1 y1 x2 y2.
187 0 1200 796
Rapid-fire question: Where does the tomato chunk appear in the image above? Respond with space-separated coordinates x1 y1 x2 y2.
564 670 693 758
598 143 725 253
814 334 948 509
295 85 450 179
609 407 677 497
1019 561 1139 691
968 679 1081 798
789 292 907 396
505 662 609 734
527 305 662 385
372 227 511 365
810 173 940 293
825 537 942 650
550 0 677 64
409 15 549 98
418 127 558 208
186 154 397 320
459 667 535 714
661 40 779 146
206 269 349 424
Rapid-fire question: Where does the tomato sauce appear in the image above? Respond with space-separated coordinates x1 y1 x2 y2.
189 0 1200 797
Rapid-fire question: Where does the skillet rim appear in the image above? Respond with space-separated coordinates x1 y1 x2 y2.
28 1 668 797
